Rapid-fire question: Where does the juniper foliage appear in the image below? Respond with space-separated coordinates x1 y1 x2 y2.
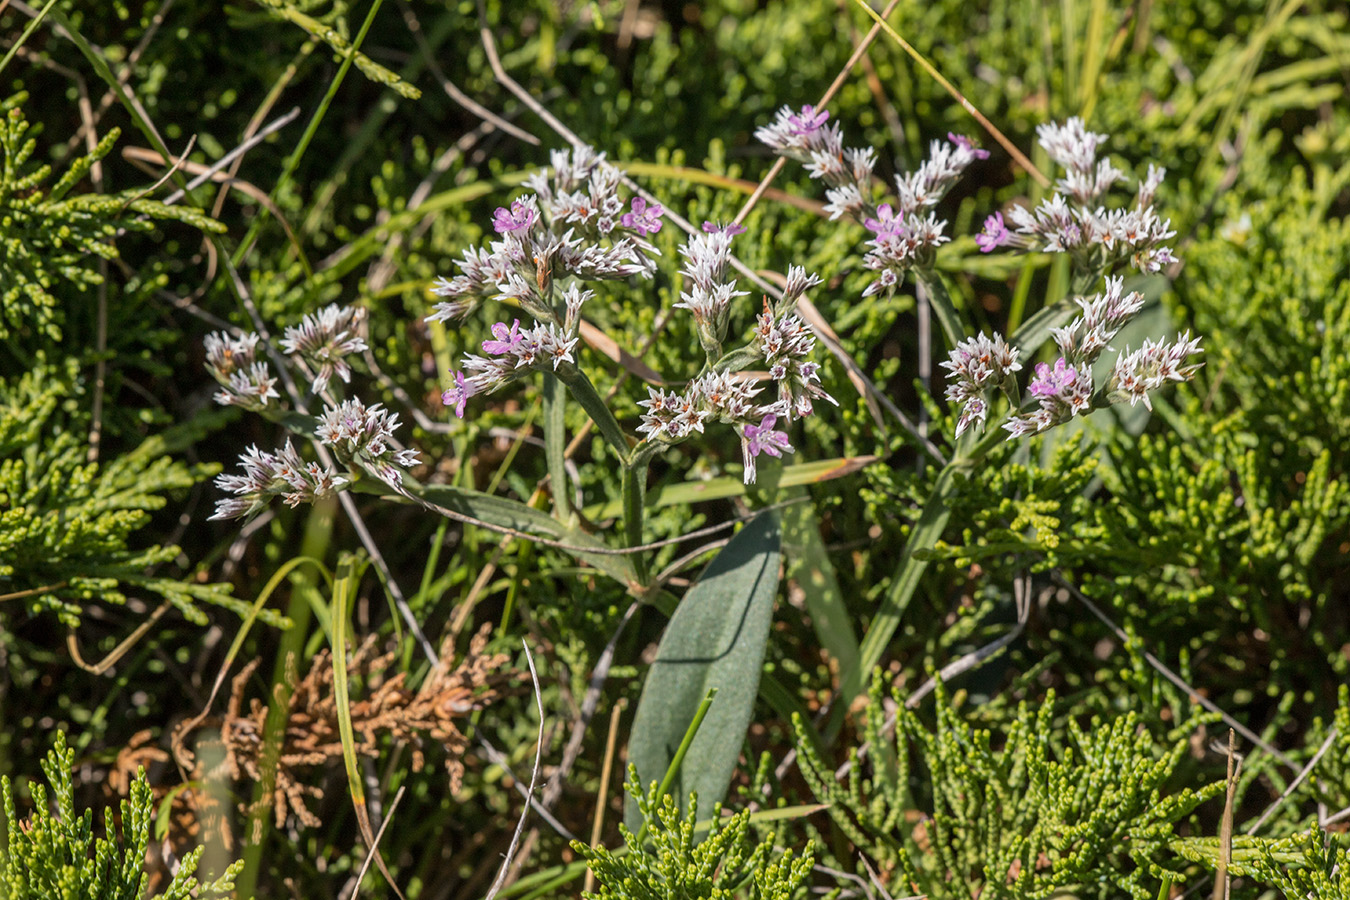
794 674 1223 899
572 769 814 900
0 731 241 899
0 364 273 628
1172 830 1350 900
0 94 223 344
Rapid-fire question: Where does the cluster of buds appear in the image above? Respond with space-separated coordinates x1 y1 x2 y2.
650 227 834 483
204 305 422 520
758 104 988 294
209 395 422 521
942 277 1203 439
204 332 279 411
635 372 794 485
431 147 664 421
673 225 749 358
316 398 421 488
210 441 346 521
442 286 588 418
940 333 1023 438
280 304 368 394
977 118 1176 275
428 146 662 328
205 302 368 409
756 303 834 419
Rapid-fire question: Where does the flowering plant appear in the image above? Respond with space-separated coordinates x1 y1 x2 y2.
203 144 838 592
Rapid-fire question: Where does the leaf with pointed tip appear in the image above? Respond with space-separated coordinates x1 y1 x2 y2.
625 511 782 832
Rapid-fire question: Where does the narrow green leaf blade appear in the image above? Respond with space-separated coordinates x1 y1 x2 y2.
625 511 782 831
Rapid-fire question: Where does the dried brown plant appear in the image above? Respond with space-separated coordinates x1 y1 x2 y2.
168 624 513 842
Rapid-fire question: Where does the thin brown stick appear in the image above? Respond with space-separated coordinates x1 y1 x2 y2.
583 701 626 895
348 785 407 900
482 643 555 899
1213 730 1240 900
66 601 171 676
849 0 1049 187
1053 573 1295 769
1245 727 1338 834
397 0 538 145
0 581 69 602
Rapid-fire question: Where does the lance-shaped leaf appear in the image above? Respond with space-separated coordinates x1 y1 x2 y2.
625 511 782 832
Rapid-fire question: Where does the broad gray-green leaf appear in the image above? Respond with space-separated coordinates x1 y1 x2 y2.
625 511 782 832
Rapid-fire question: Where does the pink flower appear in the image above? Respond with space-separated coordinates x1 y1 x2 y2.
787 104 829 136
975 212 1011 253
621 197 664 236
947 132 991 160
442 371 475 418
702 220 747 235
863 203 903 237
482 319 524 356
1028 357 1079 398
741 414 794 484
492 199 538 234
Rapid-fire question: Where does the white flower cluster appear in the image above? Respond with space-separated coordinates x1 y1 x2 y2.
205 302 369 409
636 371 798 485
209 394 423 521
650 226 834 483
980 118 1177 274
316 397 421 487
442 286 589 419
280 304 368 394
756 308 836 419
428 146 662 327
204 331 278 412
210 440 346 521
758 104 988 296
940 333 1023 438
1108 333 1205 412
940 277 1204 441
673 229 746 350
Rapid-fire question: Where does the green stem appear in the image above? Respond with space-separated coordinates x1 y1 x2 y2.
556 367 632 465
232 0 391 271
621 458 649 583
635 688 718 846
914 267 968 351
543 373 571 521
0 0 60 77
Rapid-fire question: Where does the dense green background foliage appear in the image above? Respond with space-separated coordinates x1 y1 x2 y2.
0 0 1346 898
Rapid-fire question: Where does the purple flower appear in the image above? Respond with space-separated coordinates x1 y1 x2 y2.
740 414 794 485
975 212 1011 253
482 319 524 356
947 133 991 160
787 104 829 136
492 199 538 234
863 203 902 236
442 371 474 418
1028 358 1079 398
621 197 664 236
702 220 747 235
745 414 793 458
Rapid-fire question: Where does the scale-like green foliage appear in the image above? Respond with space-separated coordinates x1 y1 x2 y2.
795 674 1222 899
1079 191 1350 649
0 731 240 899
0 95 223 343
1174 830 1350 899
573 769 814 900
0 364 271 628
